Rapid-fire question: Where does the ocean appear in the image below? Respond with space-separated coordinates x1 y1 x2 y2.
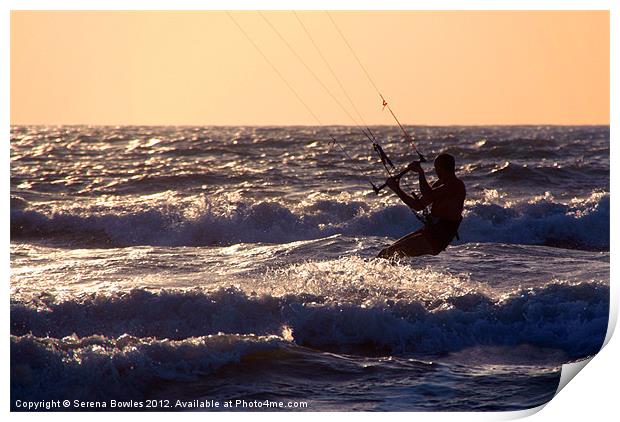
10 125 609 411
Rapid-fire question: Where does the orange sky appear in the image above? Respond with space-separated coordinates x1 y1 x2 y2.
10 10 609 126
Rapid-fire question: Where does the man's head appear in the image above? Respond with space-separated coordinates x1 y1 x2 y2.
434 153 456 180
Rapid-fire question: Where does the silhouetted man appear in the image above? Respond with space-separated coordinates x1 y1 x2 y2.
377 153 466 259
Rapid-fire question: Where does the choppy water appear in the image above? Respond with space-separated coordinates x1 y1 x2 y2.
11 125 609 411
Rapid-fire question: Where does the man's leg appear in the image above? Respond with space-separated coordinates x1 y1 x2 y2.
377 231 435 259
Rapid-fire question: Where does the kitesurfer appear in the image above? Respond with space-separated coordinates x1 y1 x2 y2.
377 153 466 259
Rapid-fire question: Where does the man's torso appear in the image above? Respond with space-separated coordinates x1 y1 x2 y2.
429 178 466 221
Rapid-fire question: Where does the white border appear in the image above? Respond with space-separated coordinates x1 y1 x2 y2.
3 1 616 421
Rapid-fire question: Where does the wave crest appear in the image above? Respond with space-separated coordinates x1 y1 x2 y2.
11 333 288 402
11 279 608 359
11 192 609 250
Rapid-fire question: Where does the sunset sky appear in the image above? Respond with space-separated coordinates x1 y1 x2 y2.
11 10 609 126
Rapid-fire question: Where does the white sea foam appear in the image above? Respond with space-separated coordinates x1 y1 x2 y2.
11 191 609 250
11 332 289 402
11 260 608 359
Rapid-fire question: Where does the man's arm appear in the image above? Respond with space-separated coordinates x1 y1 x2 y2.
385 177 427 211
406 161 434 207
418 168 433 197
407 161 433 197
406 162 455 207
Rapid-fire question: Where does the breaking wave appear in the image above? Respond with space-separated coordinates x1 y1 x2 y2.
11 333 289 403
11 278 608 359
11 191 609 251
